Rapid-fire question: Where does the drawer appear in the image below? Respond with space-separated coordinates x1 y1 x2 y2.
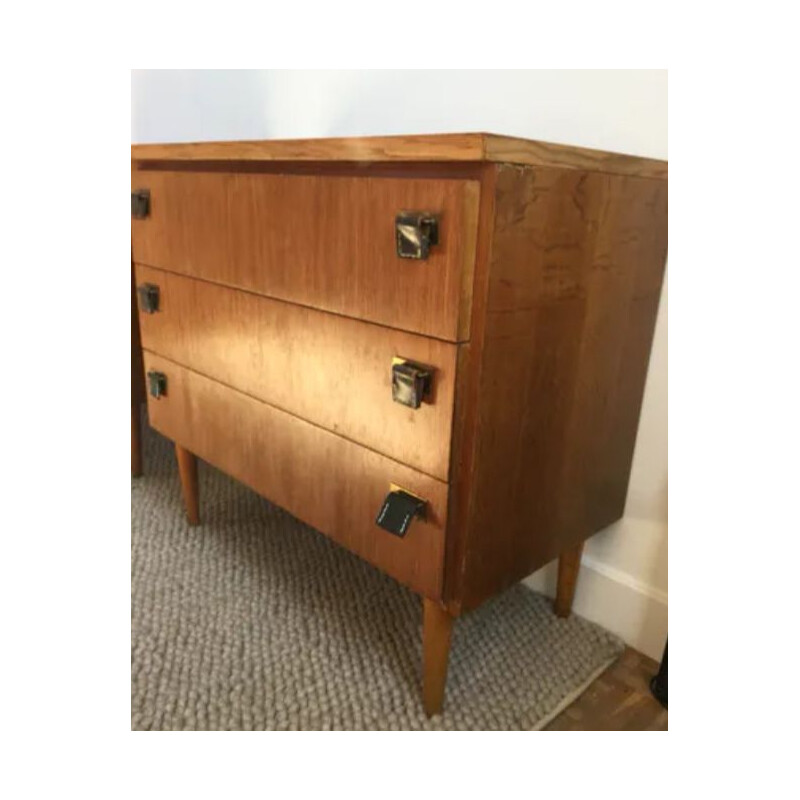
143 353 448 599
131 170 479 341
135 265 456 480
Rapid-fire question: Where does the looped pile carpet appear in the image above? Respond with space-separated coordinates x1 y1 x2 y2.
132 422 623 730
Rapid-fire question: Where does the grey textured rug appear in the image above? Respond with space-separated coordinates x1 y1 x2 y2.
132 421 624 730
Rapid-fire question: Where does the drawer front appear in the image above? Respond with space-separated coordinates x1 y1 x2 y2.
131 170 479 341
144 353 447 599
136 265 456 480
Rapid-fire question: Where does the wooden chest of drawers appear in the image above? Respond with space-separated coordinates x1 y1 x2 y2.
131 133 668 716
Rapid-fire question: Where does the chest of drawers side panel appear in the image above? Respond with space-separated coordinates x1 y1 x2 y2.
143 352 448 599
135 264 457 480
131 169 479 341
442 164 499 613
455 164 668 611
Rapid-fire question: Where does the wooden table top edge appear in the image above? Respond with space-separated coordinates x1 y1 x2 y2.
131 132 667 180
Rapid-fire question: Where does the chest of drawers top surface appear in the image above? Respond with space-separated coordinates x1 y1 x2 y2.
131 131 667 178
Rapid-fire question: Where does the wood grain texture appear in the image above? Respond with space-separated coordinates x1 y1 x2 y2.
131 133 667 179
455 164 668 611
422 599 454 716
443 164 499 613
545 647 668 731
175 443 200 525
143 352 449 599
132 134 484 165
135 265 457 480
483 135 667 179
554 541 584 618
131 170 479 341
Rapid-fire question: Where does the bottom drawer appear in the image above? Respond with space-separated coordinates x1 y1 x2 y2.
144 352 448 599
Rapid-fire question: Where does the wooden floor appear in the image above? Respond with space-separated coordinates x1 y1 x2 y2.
546 647 667 730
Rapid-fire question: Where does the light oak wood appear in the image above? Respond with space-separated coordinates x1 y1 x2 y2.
422 598 454 717
135 265 457 480
131 170 479 341
132 133 667 179
175 443 199 525
144 352 448 599
448 164 668 612
554 541 584 618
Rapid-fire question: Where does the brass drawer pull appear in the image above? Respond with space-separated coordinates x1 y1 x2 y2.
132 189 150 219
147 371 167 399
392 358 432 409
395 211 439 260
137 283 160 314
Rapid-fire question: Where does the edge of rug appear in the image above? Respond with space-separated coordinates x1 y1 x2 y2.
529 652 621 731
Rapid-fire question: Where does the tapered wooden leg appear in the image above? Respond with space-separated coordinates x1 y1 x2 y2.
422 598 454 717
175 443 200 525
554 541 584 618
131 403 143 477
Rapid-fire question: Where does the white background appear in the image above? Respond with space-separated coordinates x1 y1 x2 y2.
132 69 668 657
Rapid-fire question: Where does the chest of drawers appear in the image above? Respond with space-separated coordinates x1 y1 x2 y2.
131 133 668 716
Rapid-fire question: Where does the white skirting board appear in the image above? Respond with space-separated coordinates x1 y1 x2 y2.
524 517 668 661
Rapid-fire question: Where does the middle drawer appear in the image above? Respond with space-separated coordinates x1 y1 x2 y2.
135 264 457 480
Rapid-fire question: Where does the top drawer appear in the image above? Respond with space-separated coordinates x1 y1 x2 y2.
131 170 479 341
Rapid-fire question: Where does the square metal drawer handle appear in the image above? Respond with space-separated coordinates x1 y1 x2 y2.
132 189 150 219
137 283 160 314
147 371 167 399
391 358 432 409
375 488 426 537
395 211 439 260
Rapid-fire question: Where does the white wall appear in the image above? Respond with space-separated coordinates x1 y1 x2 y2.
132 69 668 658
